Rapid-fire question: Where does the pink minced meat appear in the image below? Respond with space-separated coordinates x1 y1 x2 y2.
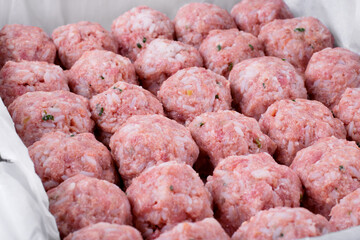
52 21 117 69
231 0 293 36
290 136 360 218
333 88 360 143
134 38 203 94
155 218 230 240
64 223 142 240
0 60 69 107
206 153 302 236
229 56 307 120
174 3 236 49
8 90 94 146
158 67 232 124
258 16 334 73
111 6 174 62
66 50 137 99
90 82 164 137
109 114 198 186
0 24 56 67
199 28 264 78
330 188 360 231
232 207 332 240
28 131 117 191
126 161 213 239
48 174 132 238
305 47 360 109
259 99 346 166
188 110 276 167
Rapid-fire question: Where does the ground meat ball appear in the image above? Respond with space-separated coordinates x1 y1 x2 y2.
0 60 69 107
52 21 117 69
28 131 117 190
126 161 213 239
229 56 307 120
305 47 360 109
8 90 94 146
90 82 163 136
258 17 334 72
155 218 229 240
48 174 132 238
231 0 293 36
206 153 302 235
0 24 56 67
110 114 198 186
111 6 174 62
330 188 360 231
333 88 360 143
199 29 264 78
64 223 142 240
290 137 360 218
66 50 137 99
232 207 332 240
188 110 276 167
259 99 346 166
134 39 203 94
158 67 232 124
174 3 236 48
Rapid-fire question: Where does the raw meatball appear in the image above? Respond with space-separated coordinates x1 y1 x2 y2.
134 39 203 94
188 110 276 167
330 188 360 231
48 174 132 238
174 3 236 48
206 153 302 235
66 50 137 98
111 6 174 62
290 137 360 218
155 218 229 240
0 24 56 67
90 82 164 136
231 0 293 36
8 90 94 146
28 131 117 190
199 29 264 78
158 67 232 124
52 21 117 69
333 88 360 143
109 114 198 186
126 161 213 239
259 99 346 165
258 17 334 72
305 47 360 109
229 56 307 120
232 207 332 240
0 60 69 107
64 223 142 240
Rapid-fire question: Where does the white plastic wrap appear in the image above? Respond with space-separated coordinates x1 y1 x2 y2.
0 0 359 239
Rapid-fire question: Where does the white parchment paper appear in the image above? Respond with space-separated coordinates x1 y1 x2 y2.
0 0 359 239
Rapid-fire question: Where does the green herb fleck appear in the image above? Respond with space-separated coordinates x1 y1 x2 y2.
339 165 344 171
99 107 104 116
228 62 233 71
248 44 254 50
280 233 284 237
294 28 305 32
136 43 142 49
311 45 314 49
262 82 266 89
42 110 54 121
113 86 123 92
142 37 147 43
199 122 205 127
170 185 174 191
300 193 304 201
100 75 104 79
217 44 221 51
215 94 219 99
292 99 296 102
70 133 75 137
281 58 286 61
254 138 261 148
